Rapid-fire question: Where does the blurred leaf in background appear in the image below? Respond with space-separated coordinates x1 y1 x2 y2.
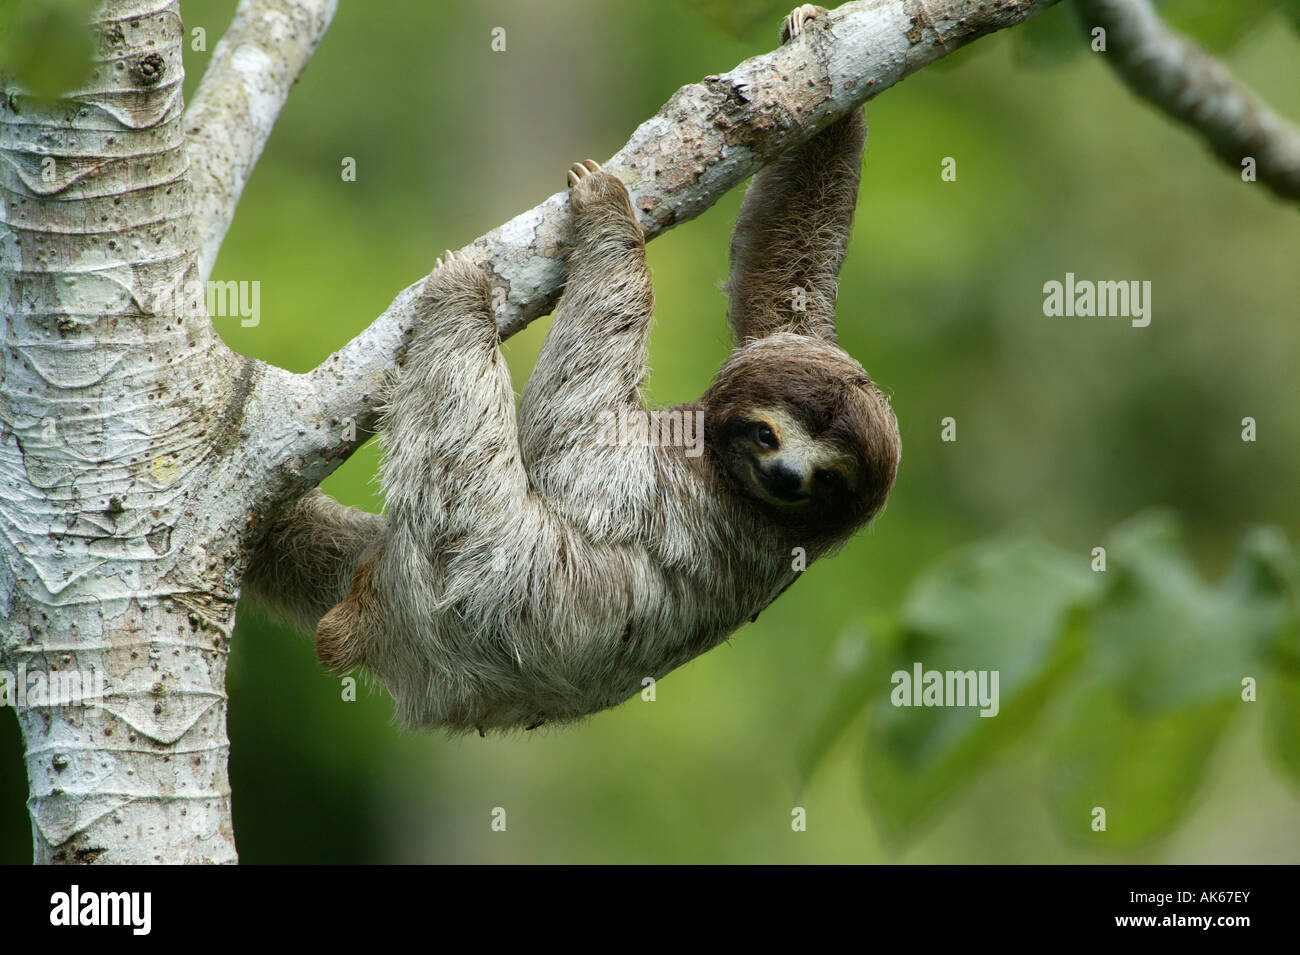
800 513 1300 851
1044 689 1236 848
861 532 1096 844
1091 514 1293 711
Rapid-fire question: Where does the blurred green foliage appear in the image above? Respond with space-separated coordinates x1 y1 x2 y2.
1 0 1297 863
803 513 1298 848
1017 0 1288 64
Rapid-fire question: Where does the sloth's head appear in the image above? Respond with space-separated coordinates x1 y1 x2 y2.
702 333 900 542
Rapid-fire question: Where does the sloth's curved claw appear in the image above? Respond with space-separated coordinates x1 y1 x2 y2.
567 159 602 187
434 249 464 270
781 4 826 43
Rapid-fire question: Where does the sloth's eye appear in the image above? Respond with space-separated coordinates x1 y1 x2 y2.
752 423 779 450
815 468 843 490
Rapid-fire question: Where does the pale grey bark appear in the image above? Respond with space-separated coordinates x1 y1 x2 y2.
0 0 243 863
1076 0 1300 202
2 0 1109 864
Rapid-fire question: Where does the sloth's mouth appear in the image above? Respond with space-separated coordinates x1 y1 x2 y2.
749 458 811 507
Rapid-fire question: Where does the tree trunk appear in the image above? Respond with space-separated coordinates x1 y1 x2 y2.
1 0 243 863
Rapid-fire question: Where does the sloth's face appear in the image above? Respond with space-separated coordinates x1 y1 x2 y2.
721 406 857 511
703 334 900 540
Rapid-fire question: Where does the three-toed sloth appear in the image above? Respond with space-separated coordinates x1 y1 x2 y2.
248 6 900 734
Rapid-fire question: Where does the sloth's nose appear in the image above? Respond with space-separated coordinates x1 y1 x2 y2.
762 461 806 500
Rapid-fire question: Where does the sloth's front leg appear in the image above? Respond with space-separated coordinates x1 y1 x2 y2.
726 4 865 344
519 161 655 502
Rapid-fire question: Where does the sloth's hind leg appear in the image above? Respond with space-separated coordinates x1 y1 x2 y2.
316 251 528 675
380 250 526 536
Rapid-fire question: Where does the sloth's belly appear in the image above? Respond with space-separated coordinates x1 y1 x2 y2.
436 550 789 729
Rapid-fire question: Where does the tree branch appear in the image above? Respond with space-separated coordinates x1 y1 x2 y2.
185 0 337 282
1076 0 1300 202
250 0 1063 503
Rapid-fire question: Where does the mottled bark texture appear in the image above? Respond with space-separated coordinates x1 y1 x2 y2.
0 0 243 863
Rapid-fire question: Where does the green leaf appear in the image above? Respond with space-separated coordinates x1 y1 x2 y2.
1044 685 1235 848
1091 513 1293 711
795 626 891 788
1042 515 1292 848
862 530 1098 845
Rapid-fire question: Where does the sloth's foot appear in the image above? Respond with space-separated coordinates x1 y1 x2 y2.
434 248 470 270
781 4 826 43
566 159 602 188
428 248 489 293
421 248 494 330
566 158 639 228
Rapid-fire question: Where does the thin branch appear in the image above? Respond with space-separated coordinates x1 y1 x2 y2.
185 0 337 282
247 0 1062 503
1076 0 1300 202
